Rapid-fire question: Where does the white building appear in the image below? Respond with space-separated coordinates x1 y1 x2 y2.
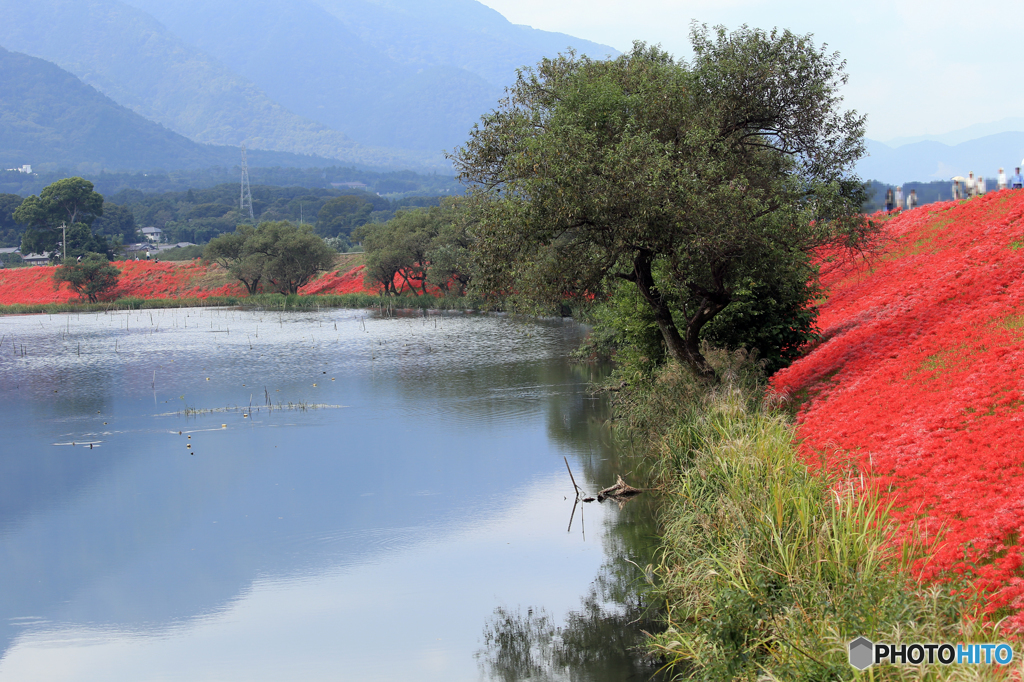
140 227 163 243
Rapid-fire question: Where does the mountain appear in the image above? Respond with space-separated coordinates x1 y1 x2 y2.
885 117 1024 148
0 0 616 165
0 46 341 172
121 0 616 151
0 0 439 168
856 133 1024 185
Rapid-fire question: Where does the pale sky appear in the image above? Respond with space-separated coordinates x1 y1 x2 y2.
477 0 1024 142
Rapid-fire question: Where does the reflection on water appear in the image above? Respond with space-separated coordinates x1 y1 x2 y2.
0 307 660 681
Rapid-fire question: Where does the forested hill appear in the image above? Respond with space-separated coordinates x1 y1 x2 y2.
0 0 616 167
0 46 349 172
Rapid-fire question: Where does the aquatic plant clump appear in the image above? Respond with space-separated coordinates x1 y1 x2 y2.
772 190 1024 629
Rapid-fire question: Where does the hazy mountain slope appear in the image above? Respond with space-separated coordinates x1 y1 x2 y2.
311 0 617 86
121 0 503 151
118 0 616 151
886 117 1024 147
0 0 433 168
0 46 343 172
858 133 1024 185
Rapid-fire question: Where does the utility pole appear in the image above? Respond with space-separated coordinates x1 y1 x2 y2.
240 144 255 223
61 221 67 262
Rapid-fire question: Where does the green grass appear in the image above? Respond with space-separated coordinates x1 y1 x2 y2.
612 350 1012 680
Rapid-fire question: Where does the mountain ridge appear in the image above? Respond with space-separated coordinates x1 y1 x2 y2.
0 0 616 165
857 132 1024 185
0 45 364 172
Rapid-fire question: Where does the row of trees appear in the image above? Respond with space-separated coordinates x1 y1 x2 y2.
107 185 443 247
0 181 452 252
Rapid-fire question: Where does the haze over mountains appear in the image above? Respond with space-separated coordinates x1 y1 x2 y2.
2 0 1020 182
0 0 616 172
0 46 341 172
857 133 1024 186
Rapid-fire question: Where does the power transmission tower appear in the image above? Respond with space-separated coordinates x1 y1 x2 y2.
240 144 255 223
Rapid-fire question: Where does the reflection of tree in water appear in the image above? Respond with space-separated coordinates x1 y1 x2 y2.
478 567 664 682
481 367 667 682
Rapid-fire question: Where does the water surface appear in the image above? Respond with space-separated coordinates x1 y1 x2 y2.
0 307 659 681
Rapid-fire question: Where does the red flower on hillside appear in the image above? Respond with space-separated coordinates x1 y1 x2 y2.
772 190 1024 630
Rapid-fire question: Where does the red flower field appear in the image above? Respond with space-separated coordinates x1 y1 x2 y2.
772 191 1024 629
0 260 385 305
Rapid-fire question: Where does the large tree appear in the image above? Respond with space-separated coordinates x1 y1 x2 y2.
204 225 265 294
451 26 874 378
204 221 335 295
355 199 478 297
253 221 337 295
15 177 105 259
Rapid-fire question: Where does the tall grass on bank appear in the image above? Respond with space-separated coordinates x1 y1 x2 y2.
0 293 486 315
615 350 1014 680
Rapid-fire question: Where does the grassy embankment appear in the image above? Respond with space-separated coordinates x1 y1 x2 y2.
0 253 482 314
621 192 1024 680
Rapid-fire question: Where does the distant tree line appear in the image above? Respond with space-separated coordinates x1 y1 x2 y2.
0 179 455 252
0 166 462 202
107 184 445 248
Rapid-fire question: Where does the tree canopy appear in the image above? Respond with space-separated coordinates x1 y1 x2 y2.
0 193 25 248
52 252 120 302
355 198 476 296
14 177 106 258
204 221 336 295
451 26 874 378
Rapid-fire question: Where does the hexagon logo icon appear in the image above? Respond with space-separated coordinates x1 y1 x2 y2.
849 637 874 670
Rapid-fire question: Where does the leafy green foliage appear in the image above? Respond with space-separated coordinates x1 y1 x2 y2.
699 265 822 375
575 282 665 374
204 221 335 295
52 252 120 302
0 193 25 247
315 196 376 238
15 177 104 228
254 221 338 295
14 178 109 258
91 203 139 242
355 199 476 296
205 226 263 294
453 27 874 379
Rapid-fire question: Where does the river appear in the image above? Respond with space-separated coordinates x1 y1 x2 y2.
0 307 661 681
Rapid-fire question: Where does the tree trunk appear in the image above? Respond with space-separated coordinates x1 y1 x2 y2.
398 269 419 296
630 251 717 381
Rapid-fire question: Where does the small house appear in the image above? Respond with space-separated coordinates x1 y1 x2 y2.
141 227 163 243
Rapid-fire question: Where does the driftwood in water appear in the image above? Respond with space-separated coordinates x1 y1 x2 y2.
597 475 642 502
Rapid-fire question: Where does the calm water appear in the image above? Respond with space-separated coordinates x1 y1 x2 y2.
0 307 660 682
